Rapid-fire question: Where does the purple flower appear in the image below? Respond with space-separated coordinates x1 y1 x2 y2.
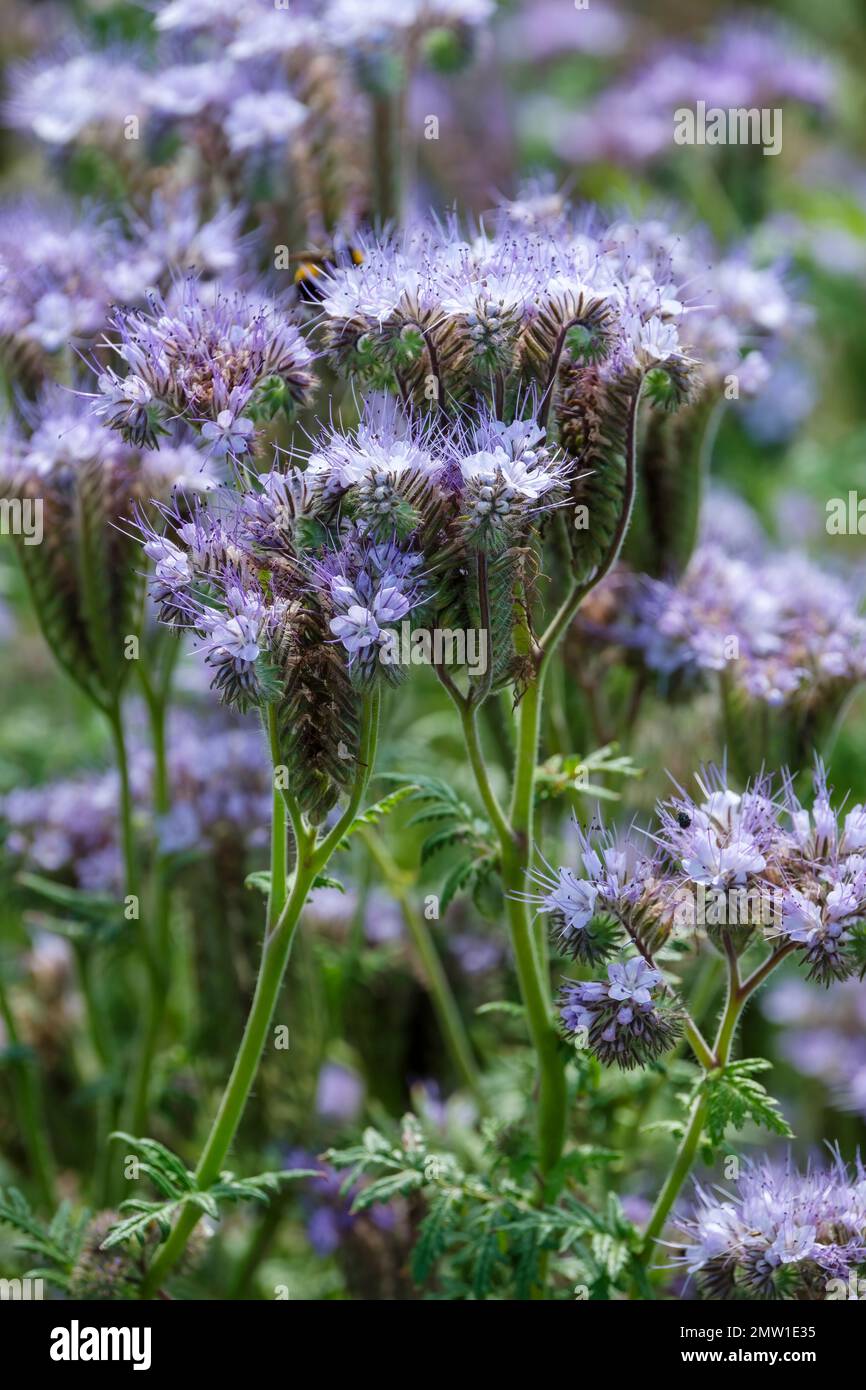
315 1062 365 1124
200 409 256 459
559 955 681 1070
97 279 315 449
674 1155 866 1299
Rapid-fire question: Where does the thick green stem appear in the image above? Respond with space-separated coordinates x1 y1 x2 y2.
458 703 514 848
310 689 380 873
360 827 482 1101
456 670 566 1181
141 848 315 1297
266 706 288 928
141 695 379 1297
106 705 139 909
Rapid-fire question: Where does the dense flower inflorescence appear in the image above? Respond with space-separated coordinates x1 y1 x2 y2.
96 279 315 453
674 1156 866 1300
764 978 866 1121
586 540 866 714
528 764 866 1069
560 957 683 1069
1 709 273 894
0 195 247 381
557 17 834 170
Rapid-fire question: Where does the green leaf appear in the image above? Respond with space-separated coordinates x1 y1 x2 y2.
110 1133 195 1192
699 1059 793 1146
350 1169 425 1211
439 857 479 913
411 1192 460 1284
16 873 120 924
341 783 418 840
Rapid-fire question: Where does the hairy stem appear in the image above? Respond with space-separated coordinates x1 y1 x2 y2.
141 695 380 1297
639 938 792 1268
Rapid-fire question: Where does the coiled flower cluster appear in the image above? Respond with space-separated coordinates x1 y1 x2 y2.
96 279 315 453
525 763 866 1069
674 1155 866 1300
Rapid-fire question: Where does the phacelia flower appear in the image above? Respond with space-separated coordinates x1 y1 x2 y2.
559 955 683 1070
97 279 315 451
674 1155 866 1300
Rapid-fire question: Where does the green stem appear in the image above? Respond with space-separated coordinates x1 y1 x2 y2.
124 670 176 1140
360 827 482 1101
371 90 399 225
75 946 114 1205
0 975 56 1209
141 846 317 1298
266 706 288 928
457 702 514 848
640 940 793 1268
106 704 139 909
310 688 381 873
454 670 566 1181
141 695 379 1297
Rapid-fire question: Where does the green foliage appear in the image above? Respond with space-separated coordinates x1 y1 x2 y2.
324 1114 636 1299
379 774 500 914
339 783 419 841
697 1060 793 1150
534 743 642 805
101 1134 318 1250
0 1189 88 1289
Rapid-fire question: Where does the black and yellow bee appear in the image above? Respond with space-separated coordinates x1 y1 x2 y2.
292 240 365 303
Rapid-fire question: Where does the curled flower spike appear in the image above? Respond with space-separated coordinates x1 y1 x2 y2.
673 1154 866 1301
531 762 866 992
96 278 315 453
0 389 209 713
518 822 654 965
559 956 683 1070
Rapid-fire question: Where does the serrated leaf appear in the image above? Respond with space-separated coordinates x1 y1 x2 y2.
341 783 418 840
16 873 120 924
439 857 479 913
699 1059 793 1146
350 1169 424 1212
411 1191 460 1284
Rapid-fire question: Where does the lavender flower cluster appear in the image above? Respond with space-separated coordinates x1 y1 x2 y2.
557 17 834 170
95 279 315 452
528 763 866 1068
0 193 247 377
1 710 272 895
675 1155 866 1300
601 541 866 713
764 977 866 1123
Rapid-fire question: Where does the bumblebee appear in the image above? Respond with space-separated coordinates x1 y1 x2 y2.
292 240 365 303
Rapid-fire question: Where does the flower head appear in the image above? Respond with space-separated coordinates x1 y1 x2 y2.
559 955 682 1070
674 1155 866 1300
